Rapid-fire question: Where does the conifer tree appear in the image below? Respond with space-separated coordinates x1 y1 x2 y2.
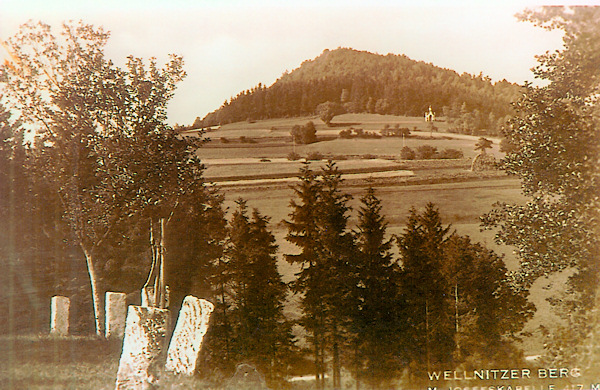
224 199 295 385
285 163 327 388
350 186 404 389
396 204 454 375
316 162 354 390
285 162 355 390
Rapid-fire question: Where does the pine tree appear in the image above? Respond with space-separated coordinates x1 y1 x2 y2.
284 163 327 388
350 186 404 389
396 204 454 376
285 162 355 390
224 199 295 385
316 161 354 390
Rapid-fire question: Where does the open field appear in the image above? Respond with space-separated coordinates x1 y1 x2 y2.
189 114 502 162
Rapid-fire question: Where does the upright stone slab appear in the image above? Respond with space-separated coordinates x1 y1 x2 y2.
50 296 70 335
165 296 214 375
105 292 127 339
115 306 169 389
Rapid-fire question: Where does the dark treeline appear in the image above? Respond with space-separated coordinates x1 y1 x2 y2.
200 48 519 135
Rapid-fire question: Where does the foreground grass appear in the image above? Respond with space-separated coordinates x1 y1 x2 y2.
0 335 232 389
0 335 121 389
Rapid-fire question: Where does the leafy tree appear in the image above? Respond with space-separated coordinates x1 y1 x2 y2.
499 136 516 154
0 21 206 335
442 235 534 366
482 6 600 368
291 121 317 144
316 101 344 126
400 146 416 160
416 145 438 159
191 116 203 129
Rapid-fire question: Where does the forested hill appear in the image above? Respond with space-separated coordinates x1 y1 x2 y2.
199 48 521 135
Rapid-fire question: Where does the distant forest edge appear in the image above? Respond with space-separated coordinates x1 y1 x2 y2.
194 48 520 135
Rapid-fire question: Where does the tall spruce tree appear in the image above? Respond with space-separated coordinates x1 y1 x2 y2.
350 186 404 389
316 161 354 390
285 163 327 389
285 162 354 390
396 204 454 376
215 199 294 385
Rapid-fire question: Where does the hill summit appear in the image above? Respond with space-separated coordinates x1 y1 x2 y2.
200 48 519 135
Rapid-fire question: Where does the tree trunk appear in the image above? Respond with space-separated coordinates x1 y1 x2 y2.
425 298 430 372
81 244 104 337
455 284 460 351
332 320 341 390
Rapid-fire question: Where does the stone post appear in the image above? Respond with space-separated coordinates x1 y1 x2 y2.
115 305 169 389
105 292 127 339
50 296 70 336
165 296 214 375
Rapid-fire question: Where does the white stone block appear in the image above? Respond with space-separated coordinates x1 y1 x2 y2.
50 296 70 336
106 292 127 339
165 296 214 375
115 305 169 389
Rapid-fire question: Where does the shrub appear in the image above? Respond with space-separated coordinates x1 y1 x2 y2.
438 148 464 159
339 129 353 139
306 151 324 161
287 152 301 161
400 146 416 160
361 154 377 159
416 145 438 159
291 121 317 144
240 136 257 144
220 137 230 144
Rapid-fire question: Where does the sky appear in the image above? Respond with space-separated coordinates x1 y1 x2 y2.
0 0 591 125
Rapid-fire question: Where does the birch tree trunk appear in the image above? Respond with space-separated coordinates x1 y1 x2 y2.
81 244 104 337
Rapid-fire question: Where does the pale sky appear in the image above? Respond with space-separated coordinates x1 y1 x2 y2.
0 0 590 125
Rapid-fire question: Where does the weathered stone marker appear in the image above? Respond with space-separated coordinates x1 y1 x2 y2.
115 305 169 389
165 296 214 375
105 292 127 339
50 296 70 336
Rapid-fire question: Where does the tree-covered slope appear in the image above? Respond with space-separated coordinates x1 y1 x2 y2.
200 48 520 135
